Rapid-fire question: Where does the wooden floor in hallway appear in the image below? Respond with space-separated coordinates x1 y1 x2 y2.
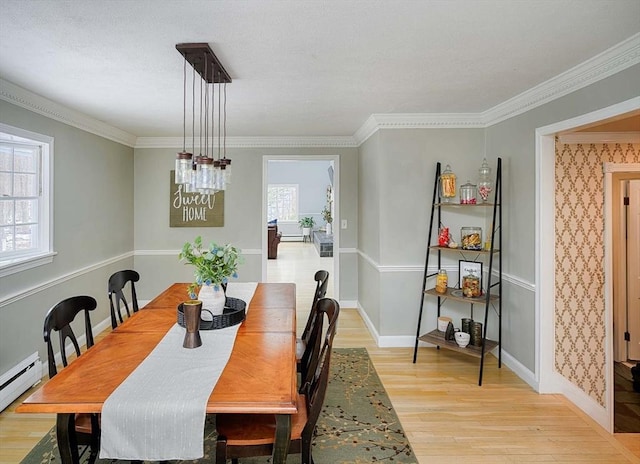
1 241 638 463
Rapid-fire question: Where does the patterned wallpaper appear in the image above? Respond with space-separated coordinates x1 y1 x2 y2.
555 142 639 406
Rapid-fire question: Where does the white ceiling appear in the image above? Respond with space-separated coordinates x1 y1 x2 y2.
1 0 639 139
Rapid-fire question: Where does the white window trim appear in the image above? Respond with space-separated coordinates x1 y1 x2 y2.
0 123 54 276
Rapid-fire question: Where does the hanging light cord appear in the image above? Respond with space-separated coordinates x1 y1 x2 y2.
191 64 195 160
223 82 227 159
211 70 220 158
182 58 186 152
204 56 208 158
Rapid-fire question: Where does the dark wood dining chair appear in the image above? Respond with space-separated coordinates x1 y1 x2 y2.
215 298 339 464
43 295 100 464
108 269 140 329
296 270 329 371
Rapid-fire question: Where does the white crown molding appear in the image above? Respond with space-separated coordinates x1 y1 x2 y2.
135 135 358 149
0 78 137 148
558 132 640 144
352 113 485 145
482 33 640 127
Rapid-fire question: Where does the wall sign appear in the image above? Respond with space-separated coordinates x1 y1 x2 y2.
170 171 224 227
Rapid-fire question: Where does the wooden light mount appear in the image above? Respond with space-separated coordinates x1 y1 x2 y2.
176 43 232 84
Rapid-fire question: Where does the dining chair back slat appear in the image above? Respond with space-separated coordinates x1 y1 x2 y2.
296 270 329 374
42 295 100 463
108 269 140 329
44 295 97 378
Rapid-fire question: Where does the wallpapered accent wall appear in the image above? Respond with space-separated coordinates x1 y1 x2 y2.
555 141 639 407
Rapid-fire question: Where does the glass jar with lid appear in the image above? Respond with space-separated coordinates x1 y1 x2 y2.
461 226 482 250
435 269 448 294
477 158 493 203
439 164 456 203
462 274 481 298
460 180 477 204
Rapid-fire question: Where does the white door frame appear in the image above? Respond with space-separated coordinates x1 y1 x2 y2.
262 155 340 300
535 96 640 433
607 168 640 364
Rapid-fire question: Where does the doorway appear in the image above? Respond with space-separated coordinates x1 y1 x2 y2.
262 155 339 309
612 173 640 433
536 98 640 433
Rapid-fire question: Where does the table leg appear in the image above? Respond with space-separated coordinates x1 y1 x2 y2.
56 413 79 464
272 414 291 463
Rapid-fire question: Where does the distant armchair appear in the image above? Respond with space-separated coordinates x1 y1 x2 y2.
268 223 282 259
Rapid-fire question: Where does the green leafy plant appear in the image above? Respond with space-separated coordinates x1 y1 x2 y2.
321 207 332 224
298 216 315 229
179 236 242 297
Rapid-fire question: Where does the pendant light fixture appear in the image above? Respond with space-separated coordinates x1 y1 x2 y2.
174 43 232 193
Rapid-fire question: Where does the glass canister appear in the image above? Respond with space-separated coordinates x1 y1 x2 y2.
477 158 493 203
461 226 482 250
439 164 456 203
460 180 477 204
462 273 481 298
435 269 448 294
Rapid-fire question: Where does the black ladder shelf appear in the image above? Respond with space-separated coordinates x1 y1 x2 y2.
412 158 502 386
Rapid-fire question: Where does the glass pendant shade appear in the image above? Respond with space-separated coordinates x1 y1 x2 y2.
196 157 216 193
183 160 198 193
175 151 193 184
221 158 231 185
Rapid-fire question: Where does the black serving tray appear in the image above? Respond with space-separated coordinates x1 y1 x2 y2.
177 297 246 330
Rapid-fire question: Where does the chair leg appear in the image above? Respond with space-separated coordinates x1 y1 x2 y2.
86 414 100 464
215 436 228 464
302 430 313 464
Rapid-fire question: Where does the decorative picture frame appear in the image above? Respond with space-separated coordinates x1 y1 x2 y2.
458 260 483 289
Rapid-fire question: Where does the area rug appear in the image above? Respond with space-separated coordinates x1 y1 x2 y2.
21 348 417 463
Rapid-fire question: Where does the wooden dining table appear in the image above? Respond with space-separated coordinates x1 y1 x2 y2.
17 282 298 464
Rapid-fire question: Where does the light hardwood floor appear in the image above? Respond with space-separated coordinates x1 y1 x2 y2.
1 242 638 463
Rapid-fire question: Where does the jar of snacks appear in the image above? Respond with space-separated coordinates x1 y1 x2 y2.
461 226 482 250
439 164 456 203
438 227 450 247
435 269 448 294
462 274 481 298
477 158 493 203
460 180 477 204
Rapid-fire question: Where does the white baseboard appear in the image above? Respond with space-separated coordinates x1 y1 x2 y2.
548 371 611 432
338 299 357 308
500 349 538 391
356 302 380 346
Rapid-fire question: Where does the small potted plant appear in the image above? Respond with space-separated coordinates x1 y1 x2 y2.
179 236 242 314
298 216 315 240
322 207 333 234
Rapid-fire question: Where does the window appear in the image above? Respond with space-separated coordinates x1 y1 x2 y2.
267 184 298 221
0 123 53 276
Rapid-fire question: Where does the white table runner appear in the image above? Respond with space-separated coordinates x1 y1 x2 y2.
99 282 258 461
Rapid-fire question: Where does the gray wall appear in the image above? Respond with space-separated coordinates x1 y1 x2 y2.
0 100 134 375
483 62 640 371
356 63 640 376
133 146 359 302
267 159 332 235
358 128 486 338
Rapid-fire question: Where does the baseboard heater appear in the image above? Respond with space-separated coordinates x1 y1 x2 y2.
0 352 42 412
